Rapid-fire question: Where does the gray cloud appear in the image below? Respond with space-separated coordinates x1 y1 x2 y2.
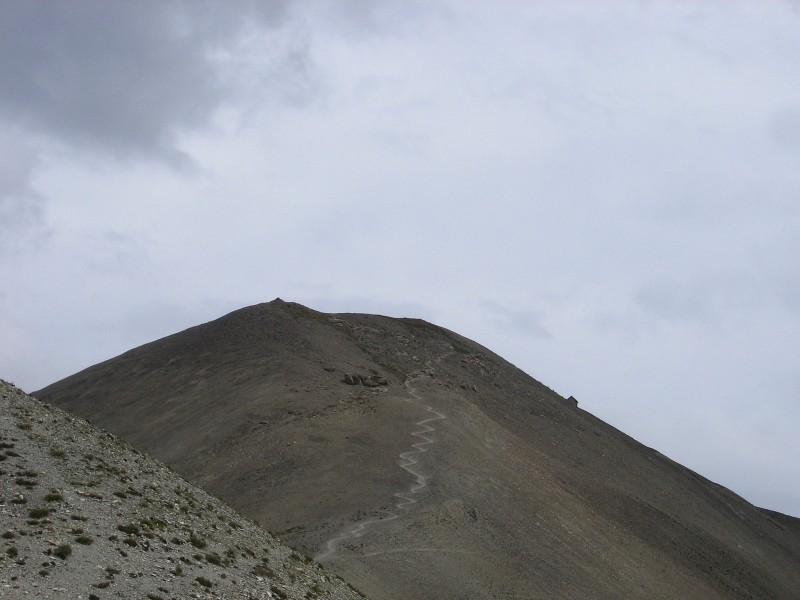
0 1 299 163
769 107 800 150
0 130 46 251
635 281 712 323
0 0 313 241
2 3 208 162
482 301 552 340
309 0 448 38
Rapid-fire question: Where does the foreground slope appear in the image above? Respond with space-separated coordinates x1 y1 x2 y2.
0 380 365 599
36 300 800 599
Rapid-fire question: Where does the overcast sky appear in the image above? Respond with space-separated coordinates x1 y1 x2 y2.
2 1 799 517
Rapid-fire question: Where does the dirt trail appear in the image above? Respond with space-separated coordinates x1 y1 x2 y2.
315 353 451 561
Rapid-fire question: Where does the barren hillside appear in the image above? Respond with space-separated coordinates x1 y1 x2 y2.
1 379 366 600
35 300 800 599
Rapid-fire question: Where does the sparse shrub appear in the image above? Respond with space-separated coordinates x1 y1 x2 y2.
105 566 121 575
6 546 18 558
251 562 276 578
170 564 183 576
44 490 64 502
75 535 94 545
15 478 36 488
117 523 139 535
270 586 288 599
70 514 88 521
93 581 110 589
2 531 15 539
53 543 72 559
16 422 32 430
205 552 224 566
49 448 65 458
195 576 213 588
123 537 137 547
113 491 128 499
140 516 166 529
28 507 50 519
189 532 207 549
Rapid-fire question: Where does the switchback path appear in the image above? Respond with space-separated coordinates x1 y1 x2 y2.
315 351 451 561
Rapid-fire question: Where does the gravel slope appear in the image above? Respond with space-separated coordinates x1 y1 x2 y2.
0 380 366 600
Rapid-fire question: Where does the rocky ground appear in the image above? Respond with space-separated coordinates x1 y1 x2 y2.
0 379 366 600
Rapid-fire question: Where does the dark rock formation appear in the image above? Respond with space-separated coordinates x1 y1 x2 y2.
342 373 388 387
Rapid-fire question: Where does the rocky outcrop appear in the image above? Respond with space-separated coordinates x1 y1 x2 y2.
342 373 388 387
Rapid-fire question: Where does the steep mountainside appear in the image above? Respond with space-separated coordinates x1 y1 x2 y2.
36 300 800 599
0 380 365 600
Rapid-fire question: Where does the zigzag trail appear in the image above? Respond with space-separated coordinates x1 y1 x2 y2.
315 350 451 561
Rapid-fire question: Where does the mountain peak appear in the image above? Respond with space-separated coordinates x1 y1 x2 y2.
33 303 800 599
